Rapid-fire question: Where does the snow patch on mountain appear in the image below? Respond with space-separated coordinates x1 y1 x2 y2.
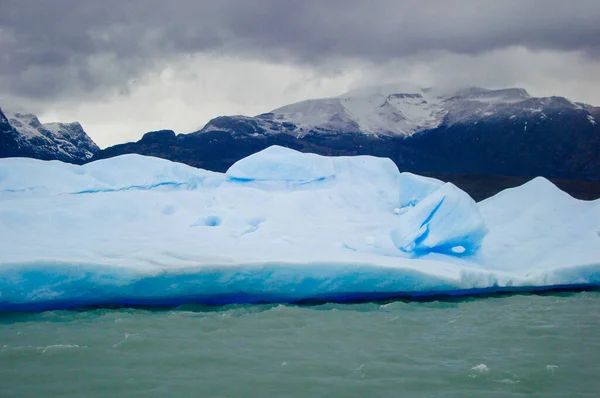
4 111 47 139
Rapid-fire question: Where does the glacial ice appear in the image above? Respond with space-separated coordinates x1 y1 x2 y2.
0 146 599 310
391 182 487 254
398 172 443 208
0 155 219 195
226 145 335 182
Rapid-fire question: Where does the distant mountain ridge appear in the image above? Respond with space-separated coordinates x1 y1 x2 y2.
92 86 600 185
190 86 596 140
0 107 99 164
2 85 599 199
191 86 539 139
250 86 534 137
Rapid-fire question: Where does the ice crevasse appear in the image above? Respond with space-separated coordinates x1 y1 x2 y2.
0 146 599 310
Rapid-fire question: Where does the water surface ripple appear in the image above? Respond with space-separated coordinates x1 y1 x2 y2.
1 292 599 397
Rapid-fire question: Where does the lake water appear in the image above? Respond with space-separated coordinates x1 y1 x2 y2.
1 292 599 397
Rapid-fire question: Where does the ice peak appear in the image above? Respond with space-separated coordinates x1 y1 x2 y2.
482 176 573 206
520 176 568 198
226 145 336 182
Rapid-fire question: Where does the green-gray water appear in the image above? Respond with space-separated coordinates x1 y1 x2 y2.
1 292 599 397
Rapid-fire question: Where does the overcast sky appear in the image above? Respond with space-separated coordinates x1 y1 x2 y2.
1 0 599 147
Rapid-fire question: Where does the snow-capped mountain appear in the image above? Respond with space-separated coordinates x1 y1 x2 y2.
0 107 99 163
263 85 471 136
92 85 600 189
195 85 597 138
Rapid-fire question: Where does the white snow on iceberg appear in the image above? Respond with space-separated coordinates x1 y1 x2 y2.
0 146 599 310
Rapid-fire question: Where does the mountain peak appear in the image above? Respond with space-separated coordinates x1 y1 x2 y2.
262 85 544 138
0 106 99 163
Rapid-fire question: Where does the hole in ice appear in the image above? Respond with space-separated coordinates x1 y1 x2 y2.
204 216 222 227
191 215 222 227
451 246 466 254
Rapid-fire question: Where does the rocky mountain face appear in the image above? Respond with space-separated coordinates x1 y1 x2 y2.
0 107 99 164
92 86 600 185
0 108 22 158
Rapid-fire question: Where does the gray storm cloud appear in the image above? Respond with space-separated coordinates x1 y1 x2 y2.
2 0 600 147
1 0 600 99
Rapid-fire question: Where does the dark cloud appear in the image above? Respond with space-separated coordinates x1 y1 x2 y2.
1 0 600 99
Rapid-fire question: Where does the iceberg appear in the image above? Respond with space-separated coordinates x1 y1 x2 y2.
0 146 599 311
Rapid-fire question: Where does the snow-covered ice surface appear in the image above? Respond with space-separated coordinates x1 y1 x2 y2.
1 146 599 310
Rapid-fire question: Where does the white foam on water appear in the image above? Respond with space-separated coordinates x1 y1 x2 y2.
471 364 490 373
40 344 81 353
